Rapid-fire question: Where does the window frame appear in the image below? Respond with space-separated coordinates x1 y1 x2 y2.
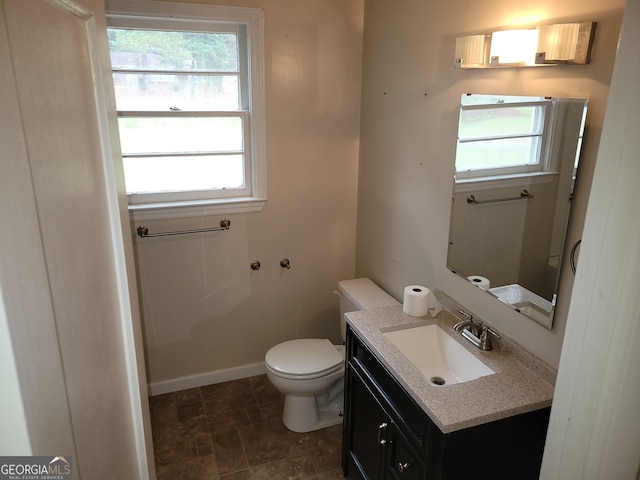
106 0 266 220
455 98 553 180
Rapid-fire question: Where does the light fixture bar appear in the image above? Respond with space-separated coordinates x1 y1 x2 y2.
454 21 597 69
454 34 489 68
535 22 596 64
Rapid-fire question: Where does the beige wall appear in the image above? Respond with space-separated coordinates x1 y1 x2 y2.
356 0 624 367
133 0 364 386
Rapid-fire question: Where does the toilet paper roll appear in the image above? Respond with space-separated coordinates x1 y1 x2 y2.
467 275 491 290
403 285 431 317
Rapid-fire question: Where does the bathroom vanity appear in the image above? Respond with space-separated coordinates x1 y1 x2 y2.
341 305 555 480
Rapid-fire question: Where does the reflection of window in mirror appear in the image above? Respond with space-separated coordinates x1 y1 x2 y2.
573 107 588 182
456 95 552 180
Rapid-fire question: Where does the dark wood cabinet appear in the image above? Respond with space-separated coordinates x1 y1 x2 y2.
342 326 550 480
348 366 387 479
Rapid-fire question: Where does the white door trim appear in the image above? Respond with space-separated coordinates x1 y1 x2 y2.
38 0 154 477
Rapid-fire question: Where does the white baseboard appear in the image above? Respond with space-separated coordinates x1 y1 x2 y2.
148 362 267 396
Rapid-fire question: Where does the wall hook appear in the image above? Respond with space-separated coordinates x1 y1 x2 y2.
250 260 261 271
280 258 291 269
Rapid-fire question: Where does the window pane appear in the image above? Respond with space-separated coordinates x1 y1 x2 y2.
458 106 543 139
118 117 243 155
108 29 238 72
113 73 239 111
123 155 244 193
456 137 540 172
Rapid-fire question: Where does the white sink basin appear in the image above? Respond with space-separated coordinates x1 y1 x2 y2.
384 324 495 386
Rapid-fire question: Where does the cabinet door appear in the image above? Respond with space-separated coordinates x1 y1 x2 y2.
346 366 389 480
386 422 427 480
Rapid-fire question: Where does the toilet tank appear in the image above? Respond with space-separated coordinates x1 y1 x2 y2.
337 278 399 341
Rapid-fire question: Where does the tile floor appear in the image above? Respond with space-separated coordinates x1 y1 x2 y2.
150 375 345 479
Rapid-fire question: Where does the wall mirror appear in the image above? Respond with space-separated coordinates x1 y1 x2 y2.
447 94 588 329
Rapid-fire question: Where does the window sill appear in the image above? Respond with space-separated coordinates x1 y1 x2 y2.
454 172 557 193
128 196 267 221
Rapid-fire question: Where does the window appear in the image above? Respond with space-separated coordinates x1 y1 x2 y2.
574 105 588 171
107 1 266 218
456 95 551 180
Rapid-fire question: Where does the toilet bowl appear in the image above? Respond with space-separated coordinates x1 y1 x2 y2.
264 278 399 433
265 339 345 433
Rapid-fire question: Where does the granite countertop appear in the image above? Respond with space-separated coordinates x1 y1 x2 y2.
345 305 556 434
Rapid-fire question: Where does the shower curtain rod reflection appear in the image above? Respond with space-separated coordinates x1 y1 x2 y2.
136 218 231 238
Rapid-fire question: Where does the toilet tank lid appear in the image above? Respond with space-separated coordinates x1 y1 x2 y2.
338 278 399 310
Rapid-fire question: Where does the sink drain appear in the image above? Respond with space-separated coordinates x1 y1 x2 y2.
430 376 446 386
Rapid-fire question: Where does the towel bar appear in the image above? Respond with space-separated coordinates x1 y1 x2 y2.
136 218 231 238
467 189 534 205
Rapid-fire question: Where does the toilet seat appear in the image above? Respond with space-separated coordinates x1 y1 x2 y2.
265 339 344 380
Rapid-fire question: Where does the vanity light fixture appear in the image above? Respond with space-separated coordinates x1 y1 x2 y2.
535 22 596 64
454 34 489 69
490 28 538 66
454 21 596 69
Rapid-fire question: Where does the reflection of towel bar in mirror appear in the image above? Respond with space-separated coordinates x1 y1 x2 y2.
136 218 231 238
467 189 534 205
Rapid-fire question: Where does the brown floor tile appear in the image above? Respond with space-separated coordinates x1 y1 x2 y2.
201 378 258 414
249 374 283 405
308 469 345 479
219 470 251 480
150 391 177 409
250 456 317 479
238 412 298 467
246 401 283 427
149 375 345 479
150 404 178 430
211 428 249 475
154 437 197 468
206 406 252 432
175 387 203 405
180 413 210 438
157 455 218 480
177 401 204 422
195 432 213 457
307 425 343 473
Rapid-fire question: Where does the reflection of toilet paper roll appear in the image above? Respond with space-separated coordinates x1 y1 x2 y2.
467 275 491 290
403 285 430 317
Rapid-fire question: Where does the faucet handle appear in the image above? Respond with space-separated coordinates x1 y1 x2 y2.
458 310 482 328
458 310 474 322
483 326 501 339
479 326 501 351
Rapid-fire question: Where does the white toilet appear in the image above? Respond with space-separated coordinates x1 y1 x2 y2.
265 278 399 433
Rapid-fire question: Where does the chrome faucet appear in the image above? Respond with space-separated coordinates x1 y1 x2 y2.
453 310 501 351
453 310 482 335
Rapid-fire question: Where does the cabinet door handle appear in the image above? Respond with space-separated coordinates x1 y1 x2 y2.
397 462 411 473
378 422 388 445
